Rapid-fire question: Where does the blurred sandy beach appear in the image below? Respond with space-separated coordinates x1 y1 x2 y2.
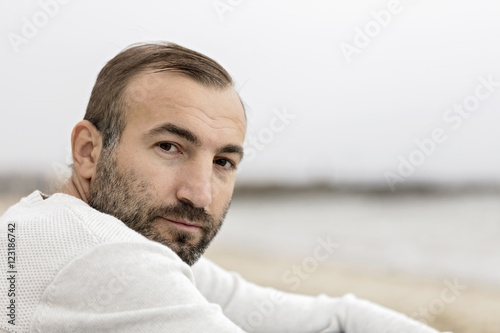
2 189 499 333
204 189 500 333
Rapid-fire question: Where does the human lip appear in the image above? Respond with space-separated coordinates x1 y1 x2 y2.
159 217 202 231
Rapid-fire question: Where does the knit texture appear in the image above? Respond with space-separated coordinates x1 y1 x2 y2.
0 191 152 332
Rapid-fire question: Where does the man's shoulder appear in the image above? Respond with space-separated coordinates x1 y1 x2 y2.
0 190 157 285
0 191 185 332
1 190 146 244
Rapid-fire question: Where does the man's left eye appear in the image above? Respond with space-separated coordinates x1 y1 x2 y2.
214 158 234 169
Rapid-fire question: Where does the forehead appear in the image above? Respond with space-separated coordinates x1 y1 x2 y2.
122 71 246 140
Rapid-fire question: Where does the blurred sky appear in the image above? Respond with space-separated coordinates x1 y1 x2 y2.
1 0 499 188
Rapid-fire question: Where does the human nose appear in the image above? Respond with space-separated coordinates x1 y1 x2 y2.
176 159 213 208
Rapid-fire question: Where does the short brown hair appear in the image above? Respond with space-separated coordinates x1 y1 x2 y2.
84 42 234 150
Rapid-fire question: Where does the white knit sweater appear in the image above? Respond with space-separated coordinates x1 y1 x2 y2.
0 191 441 333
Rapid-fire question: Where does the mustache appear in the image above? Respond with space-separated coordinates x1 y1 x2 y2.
151 202 215 225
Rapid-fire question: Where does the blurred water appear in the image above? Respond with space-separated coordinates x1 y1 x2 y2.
214 190 500 287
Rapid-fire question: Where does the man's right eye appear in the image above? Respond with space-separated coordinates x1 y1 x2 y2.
158 142 180 153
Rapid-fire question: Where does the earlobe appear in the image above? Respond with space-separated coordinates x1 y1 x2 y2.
71 120 102 180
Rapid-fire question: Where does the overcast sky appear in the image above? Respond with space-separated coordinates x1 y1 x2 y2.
1 0 499 188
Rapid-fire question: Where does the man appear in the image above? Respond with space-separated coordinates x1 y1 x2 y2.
0 42 443 332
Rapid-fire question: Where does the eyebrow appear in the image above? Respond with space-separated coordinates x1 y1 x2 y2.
144 123 244 160
219 144 244 161
144 123 201 145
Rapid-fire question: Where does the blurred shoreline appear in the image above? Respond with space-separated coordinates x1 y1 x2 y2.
2 172 500 196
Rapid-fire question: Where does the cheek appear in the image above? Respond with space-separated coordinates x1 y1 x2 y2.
147 172 179 199
119 157 176 200
211 177 235 208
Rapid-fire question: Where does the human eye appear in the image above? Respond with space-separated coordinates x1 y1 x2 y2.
214 158 236 170
157 142 180 154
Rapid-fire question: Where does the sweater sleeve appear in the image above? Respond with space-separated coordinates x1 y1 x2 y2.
31 242 247 333
192 257 442 333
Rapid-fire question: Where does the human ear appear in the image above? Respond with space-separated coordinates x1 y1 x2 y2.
70 120 102 180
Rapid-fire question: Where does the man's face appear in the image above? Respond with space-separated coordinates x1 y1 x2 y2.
88 72 246 265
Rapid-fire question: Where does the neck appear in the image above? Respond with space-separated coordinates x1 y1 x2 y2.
60 172 90 203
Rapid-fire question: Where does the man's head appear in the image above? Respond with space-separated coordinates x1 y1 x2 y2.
68 42 246 265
